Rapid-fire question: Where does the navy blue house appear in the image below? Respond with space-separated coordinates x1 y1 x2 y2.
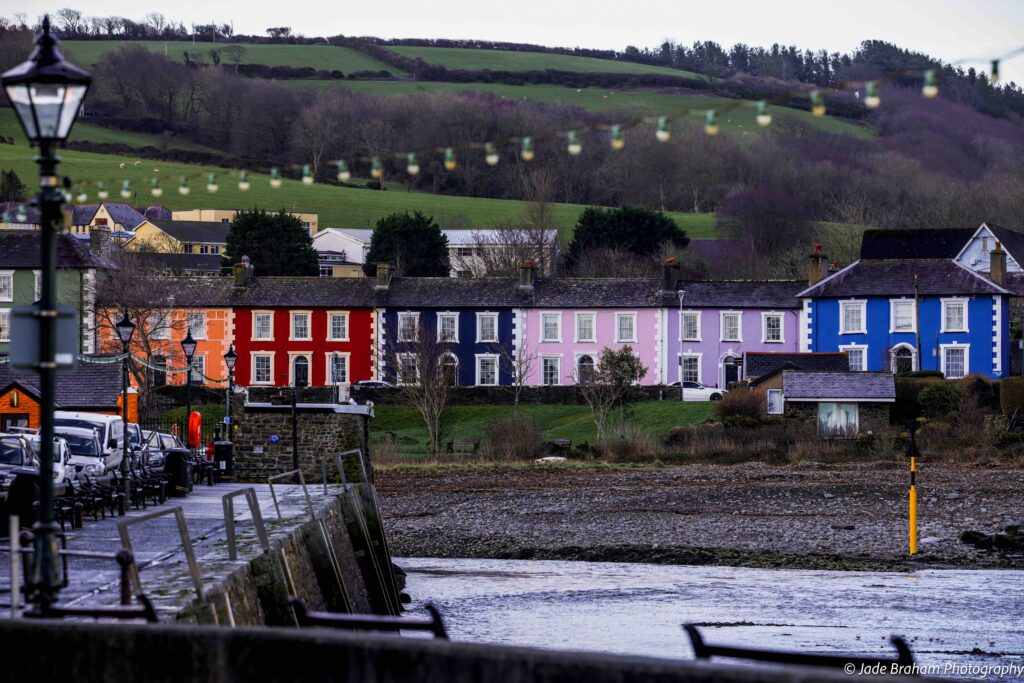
799 256 1010 379
375 275 528 386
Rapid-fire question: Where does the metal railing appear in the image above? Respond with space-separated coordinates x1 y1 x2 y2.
222 488 270 561
291 599 448 639
117 506 206 611
267 470 314 520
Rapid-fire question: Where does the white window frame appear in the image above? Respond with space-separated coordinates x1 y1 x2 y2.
288 352 312 387
818 402 860 436
761 312 784 344
476 312 498 343
0 271 13 302
615 312 637 343
325 352 350 385
574 312 596 343
680 310 701 342
436 312 460 343
839 300 867 335
575 352 597 382
540 312 562 343
720 311 742 342
475 354 500 386
326 311 349 342
940 343 969 379
889 298 917 333
149 311 170 340
0 309 10 342
766 388 784 415
397 312 420 342
289 311 312 341
187 311 207 340
251 353 274 385
941 298 968 333
252 311 274 341
839 344 867 372
541 355 562 386
440 353 460 386
33 270 40 301
396 352 419 385
679 353 702 384
190 354 206 383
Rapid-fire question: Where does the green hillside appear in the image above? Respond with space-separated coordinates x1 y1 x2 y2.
388 46 708 79
291 81 875 138
61 40 400 74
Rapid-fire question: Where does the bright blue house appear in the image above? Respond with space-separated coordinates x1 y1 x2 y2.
799 257 1010 379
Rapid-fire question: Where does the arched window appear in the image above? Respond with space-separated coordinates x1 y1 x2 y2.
441 354 459 386
891 345 916 375
292 356 309 387
577 355 595 384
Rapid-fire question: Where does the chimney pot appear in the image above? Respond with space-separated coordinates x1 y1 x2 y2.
90 224 111 257
518 259 535 289
990 241 1007 287
233 255 254 287
807 244 829 286
661 257 680 292
375 262 393 289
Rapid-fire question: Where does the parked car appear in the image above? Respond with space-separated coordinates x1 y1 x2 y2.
354 380 394 389
53 411 125 473
141 430 189 468
127 423 144 464
53 425 107 477
0 433 39 486
24 434 77 484
668 381 728 401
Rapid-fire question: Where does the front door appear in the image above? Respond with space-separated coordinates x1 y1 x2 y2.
723 357 740 388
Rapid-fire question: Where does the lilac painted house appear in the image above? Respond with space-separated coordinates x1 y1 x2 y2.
667 280 806 388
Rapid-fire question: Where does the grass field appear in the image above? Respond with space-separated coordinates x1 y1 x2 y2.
290 81 875 139
373 401 715 456
388 46 708 79
61 40 400 74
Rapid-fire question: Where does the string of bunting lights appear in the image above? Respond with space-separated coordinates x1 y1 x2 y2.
2 47 1022 224
0 351 227 382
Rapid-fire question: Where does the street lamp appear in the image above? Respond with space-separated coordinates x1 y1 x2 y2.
181 329 197 447
2 15 91 611
223 344 237 437
115 311 135 504
677 290 686 404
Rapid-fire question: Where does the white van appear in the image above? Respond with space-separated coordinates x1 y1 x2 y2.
53 411 125 474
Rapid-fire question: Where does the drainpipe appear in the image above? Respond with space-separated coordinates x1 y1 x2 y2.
913 275 922 372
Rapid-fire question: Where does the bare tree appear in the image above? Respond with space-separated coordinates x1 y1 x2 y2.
465 224 559 277
577 346 647 443
221 44 246 73
54 8 85 36
493 341 536 407
142 12 167 35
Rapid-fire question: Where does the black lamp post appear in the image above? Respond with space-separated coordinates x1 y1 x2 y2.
115 311 135 503
2 15 91 611
181 329 197 447
223 344 237 436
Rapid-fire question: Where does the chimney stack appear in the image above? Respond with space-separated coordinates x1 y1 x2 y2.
233 255 254 287
90 224 111 257
808 243 828 286
661 256 680 292
375 262 392 290
518 259 535 289
990 241 1007 287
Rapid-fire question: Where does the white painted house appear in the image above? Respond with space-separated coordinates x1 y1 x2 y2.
955 222 1024 275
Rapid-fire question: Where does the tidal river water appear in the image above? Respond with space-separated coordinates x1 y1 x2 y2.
400 558 1024 680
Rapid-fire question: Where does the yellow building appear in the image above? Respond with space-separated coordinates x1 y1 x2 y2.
172 208 319 236
128 219 228 256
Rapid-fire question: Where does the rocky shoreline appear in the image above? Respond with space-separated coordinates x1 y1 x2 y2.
376 462 1024 570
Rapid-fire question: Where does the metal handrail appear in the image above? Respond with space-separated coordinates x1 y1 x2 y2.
267 470 314 520
222 488 270 561
117 506 206 608
291 599 448 639
321 450 354 494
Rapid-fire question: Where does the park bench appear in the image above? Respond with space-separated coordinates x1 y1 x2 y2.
448 438 480 455
548 438 572 453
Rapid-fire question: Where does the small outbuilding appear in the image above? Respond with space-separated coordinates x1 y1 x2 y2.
773 370 895 436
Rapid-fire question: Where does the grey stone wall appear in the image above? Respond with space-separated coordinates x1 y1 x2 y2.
785 401 892 434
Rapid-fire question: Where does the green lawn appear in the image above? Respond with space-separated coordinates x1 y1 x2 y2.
372 401 715 455
61 40 400 74
290 81 875 139
388 46 708 79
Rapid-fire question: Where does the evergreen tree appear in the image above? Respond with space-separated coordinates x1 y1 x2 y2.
363 211 450 277
225 208 319 276
567 205 689 266
0 169 27 202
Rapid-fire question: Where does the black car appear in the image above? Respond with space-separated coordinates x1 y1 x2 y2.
142 430 189 468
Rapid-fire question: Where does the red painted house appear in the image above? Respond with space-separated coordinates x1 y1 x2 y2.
230 267 378 388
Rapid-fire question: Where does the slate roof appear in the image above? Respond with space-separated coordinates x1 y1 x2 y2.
142 205 172 221
676 280 805 309
229 277 379 308
798 259 1006 298
985 224 1024 261
0 358 125 408
96 276 234 308
782 371 896 401
530 278 668 307
745 352 849 380
148 220 229 244
859 229 975 260
382 277 532 308
0 231 116 269
134 253 224 274
1004 273 1024 297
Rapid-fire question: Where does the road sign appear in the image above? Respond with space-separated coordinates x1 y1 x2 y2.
9 305 79 371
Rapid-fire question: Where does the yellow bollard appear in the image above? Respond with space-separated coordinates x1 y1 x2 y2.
909 456 918 555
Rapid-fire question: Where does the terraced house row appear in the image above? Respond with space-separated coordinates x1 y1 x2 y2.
87 224 1024 389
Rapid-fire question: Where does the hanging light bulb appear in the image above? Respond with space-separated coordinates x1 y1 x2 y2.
406 153 420 175
864 81 881 110
991 60 1000 84
152 168 160 176
134 160 142 169
922 69 939 98
704 110 719 136
75 188 88 203
301 164 314 185
520 137 535 161
270 167 282 189
150 177 162 197
656 116 671 142
238 171 250 191
610 125 625 150
444 147 457 171
118 162 126 170
756 100 772 127
485 142 499 166
566 131 582 156
336 160 350 182
810 90 826 117
97 181 109 200
206 173 219 193
371 157 383 178
119 180 132 199
15 206 26 222
178 177 190 196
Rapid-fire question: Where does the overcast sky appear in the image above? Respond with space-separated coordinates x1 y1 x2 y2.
8 0 1024 83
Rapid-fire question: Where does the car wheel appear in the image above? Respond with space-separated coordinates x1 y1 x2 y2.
710 393 723 401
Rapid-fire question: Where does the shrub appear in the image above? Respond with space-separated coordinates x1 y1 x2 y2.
480 412 543 461
902 370 945 378
721 415 761 431
918 382 964 418
960 374 995 409
715 387 765 421
605 423 659 462
893 378 939 422
1000 377 1024 416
